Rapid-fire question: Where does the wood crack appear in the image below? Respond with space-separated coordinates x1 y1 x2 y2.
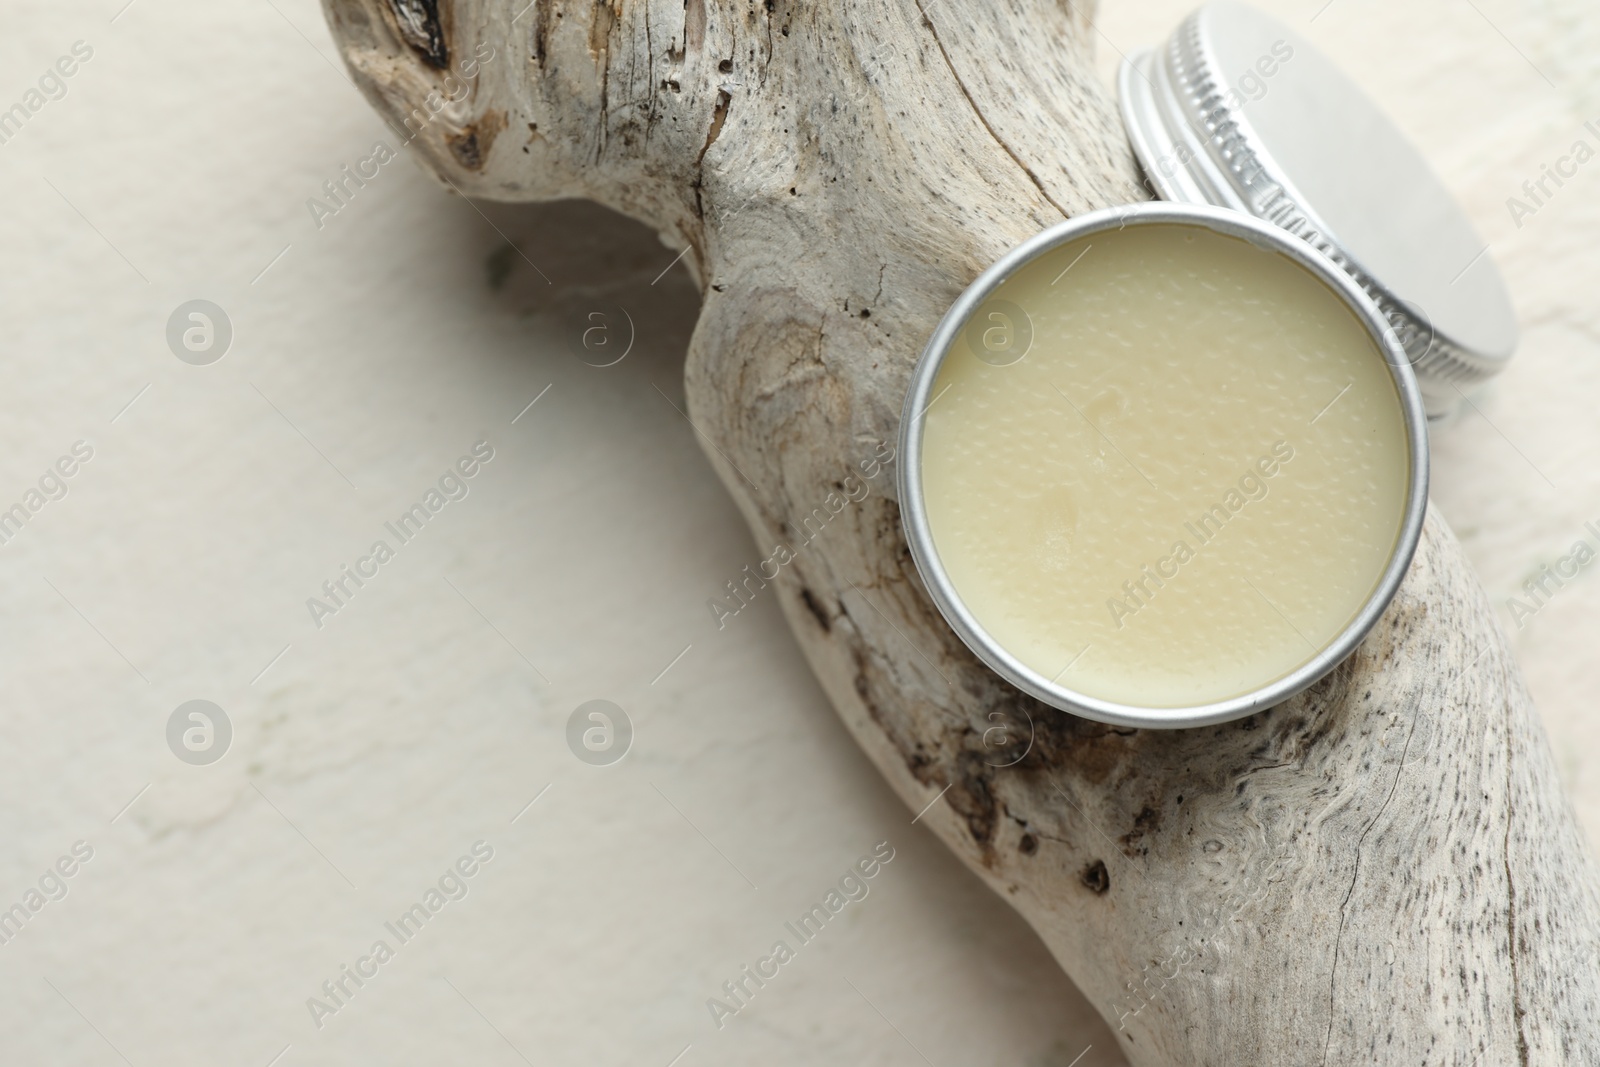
1320 711 1419 1066
911 0 1069 220
1501 653 1532 1067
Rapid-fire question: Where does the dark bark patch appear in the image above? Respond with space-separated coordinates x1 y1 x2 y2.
389 0 449 69
448 109 506 171
1120 804 1161 851
946 753 999 850
1022 704 1138 784
800 587 831 631
530 0 549 64
1082 859 1110 894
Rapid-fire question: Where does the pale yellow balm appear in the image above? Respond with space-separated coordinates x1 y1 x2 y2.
920 223 1411 708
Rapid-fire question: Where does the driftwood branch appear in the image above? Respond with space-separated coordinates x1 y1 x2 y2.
321 0 1600 1060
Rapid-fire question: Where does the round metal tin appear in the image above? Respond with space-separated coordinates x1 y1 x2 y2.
898 203 1430 729
1119 1 1517 416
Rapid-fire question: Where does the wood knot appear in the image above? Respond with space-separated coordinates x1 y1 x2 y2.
1082 859 1110 894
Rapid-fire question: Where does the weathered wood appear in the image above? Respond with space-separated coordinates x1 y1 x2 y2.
321 0 1600 1060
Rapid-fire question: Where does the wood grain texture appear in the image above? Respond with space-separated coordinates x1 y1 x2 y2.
320 0 1600 1059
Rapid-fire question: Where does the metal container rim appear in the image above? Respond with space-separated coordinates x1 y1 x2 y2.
897 201 1430 729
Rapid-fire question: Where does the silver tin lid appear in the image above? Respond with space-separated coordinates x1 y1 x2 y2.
1119 2 1517 415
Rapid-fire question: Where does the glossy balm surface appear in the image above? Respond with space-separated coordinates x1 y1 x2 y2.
920 223 1411 708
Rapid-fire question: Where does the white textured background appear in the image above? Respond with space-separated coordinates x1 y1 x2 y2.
0 1 1593 1065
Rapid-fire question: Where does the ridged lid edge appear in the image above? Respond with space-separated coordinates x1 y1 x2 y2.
1133 12 1502 410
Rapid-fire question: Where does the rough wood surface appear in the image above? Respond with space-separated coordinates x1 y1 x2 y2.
321 0 1600 1060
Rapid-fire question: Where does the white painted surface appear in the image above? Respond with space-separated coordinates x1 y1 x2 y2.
0 0 1592 1064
